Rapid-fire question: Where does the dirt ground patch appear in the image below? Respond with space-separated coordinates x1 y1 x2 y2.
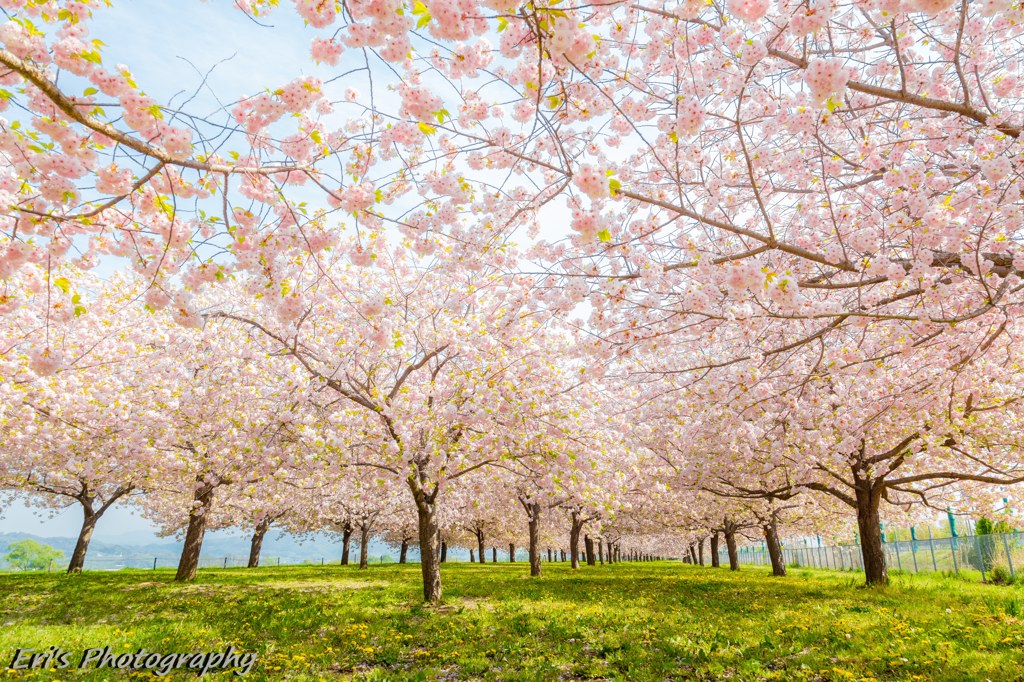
251 579 385 591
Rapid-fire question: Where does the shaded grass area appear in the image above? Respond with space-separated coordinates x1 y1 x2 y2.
1 562 1023 680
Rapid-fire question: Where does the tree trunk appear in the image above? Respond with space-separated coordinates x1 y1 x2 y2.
689 544 698 564
710 532 721 568
247 518 271 568
569 513 583 570
492 546 497 563
469 549 475 563
67 505 98 574
764 515 786 577
855 481 887 585
359 524 370 569
175 482 215 582
598 538 604 565
528 503 541 577
399 539 408 564
723 517 739 571
508 542 515 562
411 481 442 602
341 522 353 566
547 548 552 562
476 528 485 564
440 541 448 564
560 549 566 562
697 537 705 566
584 535 596 566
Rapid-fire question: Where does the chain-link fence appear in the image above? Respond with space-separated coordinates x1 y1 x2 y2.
725 531 1024 583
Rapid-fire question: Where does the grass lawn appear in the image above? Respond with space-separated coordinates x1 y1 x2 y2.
1 562 1023 681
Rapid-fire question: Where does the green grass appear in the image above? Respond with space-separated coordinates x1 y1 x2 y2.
2 562 1024 681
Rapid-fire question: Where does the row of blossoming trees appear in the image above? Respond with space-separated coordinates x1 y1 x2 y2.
4 250 1022 597
0 0 1023 599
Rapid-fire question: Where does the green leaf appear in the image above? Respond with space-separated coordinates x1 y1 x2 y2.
417 121 437 135
83 86 98 96
74 305 87 317
497 16 508 32
53 277 71 294
609 178 621 196
597 229 612 242
412 0 431 27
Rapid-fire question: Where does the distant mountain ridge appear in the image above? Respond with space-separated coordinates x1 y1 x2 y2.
0 530 404 570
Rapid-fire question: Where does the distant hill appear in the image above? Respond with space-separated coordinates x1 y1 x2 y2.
0 530 412 571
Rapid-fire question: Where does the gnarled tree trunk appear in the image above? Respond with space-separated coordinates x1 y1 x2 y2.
764 512 786 577
67 485 131 574
399 539 409 564
526 501 541 576
175 481 216 582
340 522 353 566
569 512 584 570
475 528 485 564
68 504 99 574
247 517 272 568
723 516 740 571
710 532 721 568
410 479 442 602
855 479 887 585
584 535 596 566
359 523 370 569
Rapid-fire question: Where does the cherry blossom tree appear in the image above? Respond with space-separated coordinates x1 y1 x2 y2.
137 317 311 581
0 269 160 572
211 247 582 600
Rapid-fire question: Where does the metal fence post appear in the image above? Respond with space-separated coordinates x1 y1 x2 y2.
928 528 937 572
1001 532 1015 579
950 537 959 575
153 557 157 570
894 540 903 572
975 535 987 583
